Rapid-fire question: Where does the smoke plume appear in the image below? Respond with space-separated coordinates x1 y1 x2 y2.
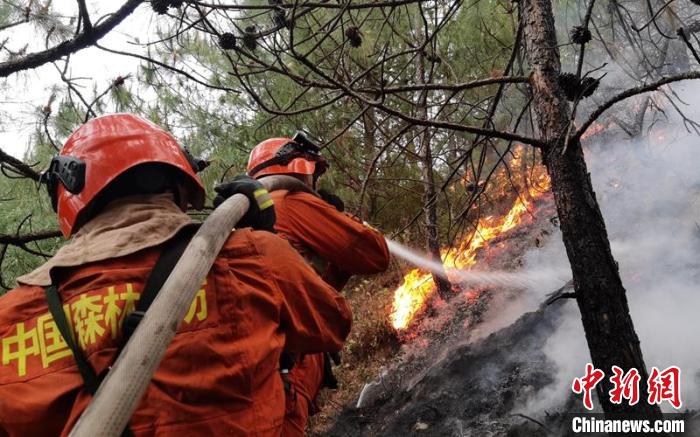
515 81 700 413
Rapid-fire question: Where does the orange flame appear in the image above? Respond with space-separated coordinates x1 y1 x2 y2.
389 151 551 331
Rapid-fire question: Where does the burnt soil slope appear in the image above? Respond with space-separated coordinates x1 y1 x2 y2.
328 300 568 437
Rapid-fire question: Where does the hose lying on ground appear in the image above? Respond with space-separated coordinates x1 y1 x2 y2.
69 175 313 437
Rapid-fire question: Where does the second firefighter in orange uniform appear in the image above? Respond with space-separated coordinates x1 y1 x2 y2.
218 134 390 436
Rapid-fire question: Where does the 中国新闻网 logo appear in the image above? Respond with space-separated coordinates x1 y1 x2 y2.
572 363 681 410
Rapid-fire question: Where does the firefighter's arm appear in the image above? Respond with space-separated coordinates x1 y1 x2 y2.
284 193 390 274
259 232 352 353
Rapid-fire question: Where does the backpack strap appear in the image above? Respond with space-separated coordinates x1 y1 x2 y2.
121 226 198 341
43 225 198 435
44 285 101 394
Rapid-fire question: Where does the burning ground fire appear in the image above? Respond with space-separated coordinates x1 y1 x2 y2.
389 152 551 331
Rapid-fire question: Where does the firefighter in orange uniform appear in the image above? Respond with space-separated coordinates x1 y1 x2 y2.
0 115 352 436
216 133 390 436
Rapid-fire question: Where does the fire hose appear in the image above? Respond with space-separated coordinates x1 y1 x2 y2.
66 173 562 434
69 175 315 437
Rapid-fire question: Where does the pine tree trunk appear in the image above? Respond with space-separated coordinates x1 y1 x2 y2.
420 132 452 300
519 0 665 424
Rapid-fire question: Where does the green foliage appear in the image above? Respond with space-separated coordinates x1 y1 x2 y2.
1 1 529 289
0 3 13 25
0 175 63 292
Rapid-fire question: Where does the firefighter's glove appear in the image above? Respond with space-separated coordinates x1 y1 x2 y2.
214 175 276 232
318 188 345 212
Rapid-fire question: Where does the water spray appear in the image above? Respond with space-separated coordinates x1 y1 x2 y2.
385 238 568 291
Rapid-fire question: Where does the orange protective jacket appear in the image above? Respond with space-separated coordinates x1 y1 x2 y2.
271 190 390 290
270 190 389 435
0 197 352 436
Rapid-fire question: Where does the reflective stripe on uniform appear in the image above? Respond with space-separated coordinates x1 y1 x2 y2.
253 188 274 210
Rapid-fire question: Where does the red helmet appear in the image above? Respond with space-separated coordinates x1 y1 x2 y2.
246 132 328 179
44 114 206 237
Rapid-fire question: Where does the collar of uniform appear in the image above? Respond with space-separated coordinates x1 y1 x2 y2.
17 193 197 287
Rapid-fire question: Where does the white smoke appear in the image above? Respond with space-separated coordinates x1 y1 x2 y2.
382 83 700 415
517 81 700 413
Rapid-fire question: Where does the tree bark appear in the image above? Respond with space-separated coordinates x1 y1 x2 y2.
420 129 452 300
519 0 664 424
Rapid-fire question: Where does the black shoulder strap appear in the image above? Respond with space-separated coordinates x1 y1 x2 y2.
44 226 197 434
44 285 101 394
121 226 197 341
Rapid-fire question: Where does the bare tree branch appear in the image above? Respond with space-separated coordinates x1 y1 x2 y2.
0 148 42 181
574 71 700 142
0 0 143 78
192 0 425 11
0 229 62 246
76 0 93 33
